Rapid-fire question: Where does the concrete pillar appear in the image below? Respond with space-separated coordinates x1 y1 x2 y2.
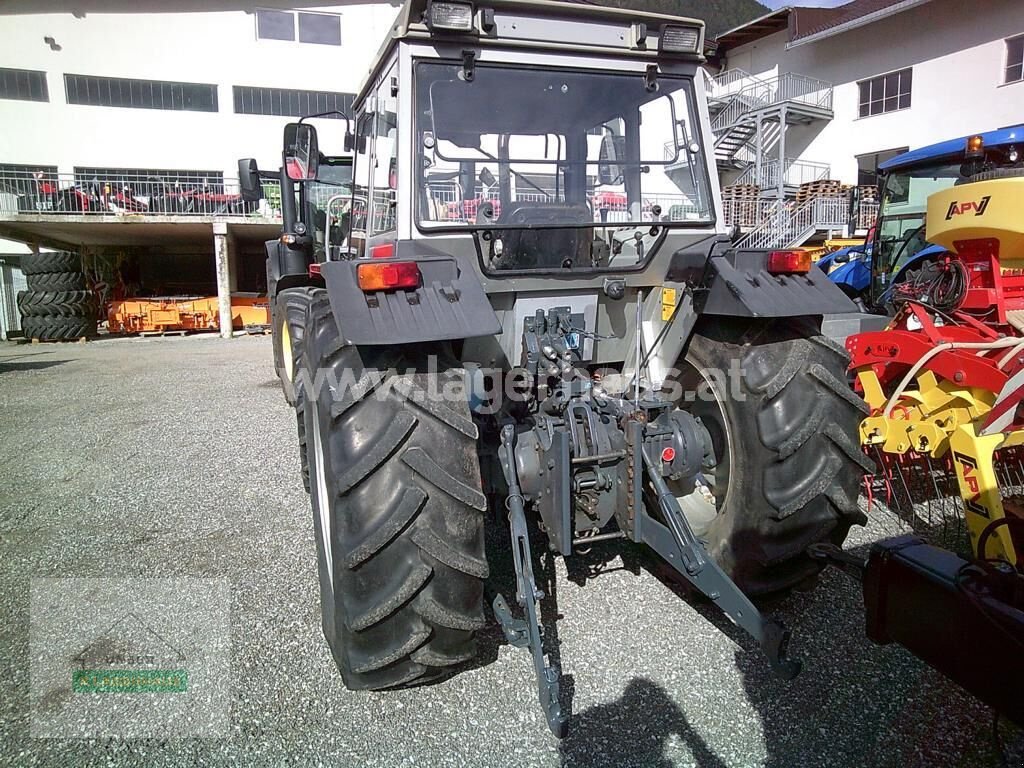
213 222 233 339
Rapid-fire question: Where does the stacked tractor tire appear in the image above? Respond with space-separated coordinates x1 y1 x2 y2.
17 252 97 341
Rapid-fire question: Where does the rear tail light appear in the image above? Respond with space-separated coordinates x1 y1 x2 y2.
357 261 421 292
766 249 812 275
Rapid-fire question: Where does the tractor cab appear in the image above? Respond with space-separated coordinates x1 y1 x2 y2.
293 0 718 293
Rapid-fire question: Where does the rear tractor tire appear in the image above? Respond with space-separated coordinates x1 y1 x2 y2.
668 317 872 595
21 315 94 341
25 271 87 292
20 252 81 275
301 289 488 689
17 290 97 318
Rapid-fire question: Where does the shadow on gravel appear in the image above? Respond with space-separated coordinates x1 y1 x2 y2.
0 359 68 374
559 677 728 768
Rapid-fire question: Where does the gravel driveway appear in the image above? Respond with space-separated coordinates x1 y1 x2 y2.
0 335 1019 767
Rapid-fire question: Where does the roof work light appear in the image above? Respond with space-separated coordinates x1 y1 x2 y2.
659 24 702 55
425 1 475 32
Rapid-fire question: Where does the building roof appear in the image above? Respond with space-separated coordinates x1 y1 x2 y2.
715 0 934 52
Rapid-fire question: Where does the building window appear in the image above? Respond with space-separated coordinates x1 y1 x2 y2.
1007 35 1024 84
0 68 49 102
233 85 354 118
856 147 908 187
256 9 294 41
298 12 342 46
255 9 341 45
858 68 912 118
65 74 217 112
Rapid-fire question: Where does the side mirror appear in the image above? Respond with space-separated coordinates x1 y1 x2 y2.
479 167 496 188
344 131 355 152
237 158 263 202
598 133 625 186
283 123 319 181
833 252 851 264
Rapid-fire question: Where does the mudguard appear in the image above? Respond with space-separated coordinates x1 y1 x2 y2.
265 239 312 300
669 245 857 317
321 256 501 345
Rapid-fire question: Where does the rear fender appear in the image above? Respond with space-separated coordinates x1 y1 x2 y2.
265 240 313 300
320 254 501 345
669 244 857 317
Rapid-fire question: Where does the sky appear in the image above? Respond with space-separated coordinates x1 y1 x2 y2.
763 0 850 8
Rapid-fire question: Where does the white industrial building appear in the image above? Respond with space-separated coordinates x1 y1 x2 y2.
0 1 399 182
1 0 1021 335
0 1 401 337
706 0 1022 248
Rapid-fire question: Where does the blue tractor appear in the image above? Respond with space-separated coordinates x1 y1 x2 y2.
820 124 1023 311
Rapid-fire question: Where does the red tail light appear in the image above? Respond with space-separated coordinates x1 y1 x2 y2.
357 261 421 292
370 243 395 259
767 249 812 274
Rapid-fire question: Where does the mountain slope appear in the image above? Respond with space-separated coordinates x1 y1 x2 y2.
581 0 770 37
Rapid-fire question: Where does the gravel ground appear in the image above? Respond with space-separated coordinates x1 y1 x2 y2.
0 334 1021 767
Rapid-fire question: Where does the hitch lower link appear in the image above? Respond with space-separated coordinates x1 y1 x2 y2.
495 424 569 738
492 424 801 738
637 443 801 681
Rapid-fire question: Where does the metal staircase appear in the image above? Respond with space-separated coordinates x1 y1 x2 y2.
663 69 853 249
735 196 850 250
703 70 834 191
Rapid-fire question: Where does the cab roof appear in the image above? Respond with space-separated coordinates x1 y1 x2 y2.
352 0 706 109
879 124 1024 171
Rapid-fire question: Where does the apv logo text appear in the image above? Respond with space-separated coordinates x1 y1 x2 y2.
945 195 991 220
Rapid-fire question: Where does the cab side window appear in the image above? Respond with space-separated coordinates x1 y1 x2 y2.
349 112 373 257
371 65 398 235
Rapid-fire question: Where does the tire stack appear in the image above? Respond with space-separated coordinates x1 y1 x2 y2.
17 252 97 341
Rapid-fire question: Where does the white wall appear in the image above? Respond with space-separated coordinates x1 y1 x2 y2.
0 3 401 177
723 0 1024 184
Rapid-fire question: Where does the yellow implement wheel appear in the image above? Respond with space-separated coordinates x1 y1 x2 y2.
282 317 294 383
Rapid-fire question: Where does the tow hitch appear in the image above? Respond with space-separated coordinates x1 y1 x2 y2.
493 418 801 738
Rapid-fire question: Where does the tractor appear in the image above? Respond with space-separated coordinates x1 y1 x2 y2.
821 124 1024 310
240 0 869 736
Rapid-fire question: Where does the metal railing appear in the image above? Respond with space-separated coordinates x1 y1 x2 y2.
734 195 849 250
710 71 834 137
0 171 280 218
858 201 880 231
733 158 831 189
706 68 766 100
